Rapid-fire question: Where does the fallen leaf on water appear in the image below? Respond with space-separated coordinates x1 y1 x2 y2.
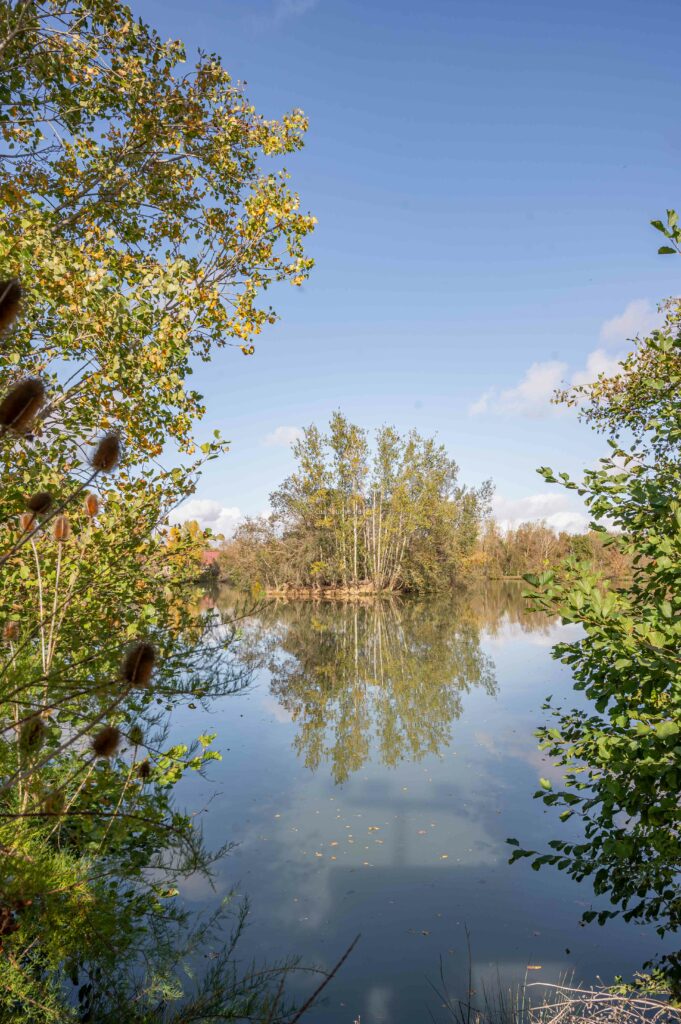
329 841 339 847
368 826 381 832
314 852 323 858
440 854 449 860
527 965 543 971
417 830 427 835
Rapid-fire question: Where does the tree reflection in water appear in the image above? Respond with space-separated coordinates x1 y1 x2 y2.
219 584 554 785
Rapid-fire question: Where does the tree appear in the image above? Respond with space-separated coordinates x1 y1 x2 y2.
510 213 681 989
0 0 320 1017
226 412 493 593
0 0 315 498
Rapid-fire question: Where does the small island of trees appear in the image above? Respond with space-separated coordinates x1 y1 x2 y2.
217 411 630 594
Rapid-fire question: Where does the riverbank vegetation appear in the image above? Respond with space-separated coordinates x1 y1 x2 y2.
511 220 681 992
0 0 329 1018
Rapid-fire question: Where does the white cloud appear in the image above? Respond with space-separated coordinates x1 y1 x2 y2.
599 299 659 347
470 298 660 419
492 492 589 534
570 346 624 387
169 499 242 538
470 360 568 418
264 425 303 447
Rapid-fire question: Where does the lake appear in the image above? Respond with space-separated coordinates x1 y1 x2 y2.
173 583 667 1023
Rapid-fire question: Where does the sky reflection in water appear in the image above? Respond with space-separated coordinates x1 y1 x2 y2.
174 584 666 1024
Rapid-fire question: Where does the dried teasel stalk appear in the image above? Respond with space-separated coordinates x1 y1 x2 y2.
90 431 121 474
121 641 156 688
136 759 152 781
0 278 22 334
26 491 53 516
84 493 99 517
92 725 121 758
53 515 70 542
0 378 45 434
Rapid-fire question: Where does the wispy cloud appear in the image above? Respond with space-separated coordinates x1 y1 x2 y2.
470 360 568 418
264 425 303 447
469 298 657 419
599 298 659 347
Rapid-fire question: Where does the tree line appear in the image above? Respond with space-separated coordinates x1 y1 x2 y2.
217 417 630 593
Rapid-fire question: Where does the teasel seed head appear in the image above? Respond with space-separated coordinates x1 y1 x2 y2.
92 724 121 758
19 716 46 753
53 515 70 542
0 278 22 334
26 491 53 516
84 493 99 517
90 431 121 474
121 641 156 688
0 378 46 434
19 511 35 533
43 788 65 817
136 759 152 782
128 724 144 746
3 621 18 642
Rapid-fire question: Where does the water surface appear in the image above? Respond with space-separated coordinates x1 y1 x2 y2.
175 584 667 1022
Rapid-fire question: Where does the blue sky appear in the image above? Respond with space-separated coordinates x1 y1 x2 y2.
135 0 681 535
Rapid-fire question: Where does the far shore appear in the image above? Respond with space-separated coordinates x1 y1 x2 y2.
223 576 528 601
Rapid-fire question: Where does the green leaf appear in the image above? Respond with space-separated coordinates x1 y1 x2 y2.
655 721 679 740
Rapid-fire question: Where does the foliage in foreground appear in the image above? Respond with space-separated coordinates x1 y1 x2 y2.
510 214 681 989
0 0 326 1018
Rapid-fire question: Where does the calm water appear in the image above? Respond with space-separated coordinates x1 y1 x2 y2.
174 584 667 1022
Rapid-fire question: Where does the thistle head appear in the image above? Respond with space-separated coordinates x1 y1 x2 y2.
26 491 53 516
136 759 152 782
121 641 156 688
19 511 35 533
19 716 46 753
92 725 121 758
0 278 22 334
84 493 99 518
53 515 70 542
2 621 18 642
0 378 46 434
43 789 65 817
128 723 144 746
91 431 121 474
